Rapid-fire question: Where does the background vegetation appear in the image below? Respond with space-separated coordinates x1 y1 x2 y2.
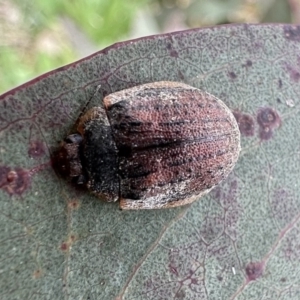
0 0 296 93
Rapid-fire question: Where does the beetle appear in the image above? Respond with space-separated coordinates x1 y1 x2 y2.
54 81 240 209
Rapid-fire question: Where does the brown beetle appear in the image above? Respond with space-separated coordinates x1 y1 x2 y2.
55 81 240 209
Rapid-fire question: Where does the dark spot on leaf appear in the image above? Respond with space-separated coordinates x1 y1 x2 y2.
278 79 282 89
233 111 255 137
33 269 43 279
254 41 263 50
178 70 185 80
175 289 186 300
257 107 280 129
68 199 80 210
284 25 300 42
259 126 273 140
0 166 30 196
242 60 253 68
60 242 69 252
69 234 77 242
286 65 300 82
170 49 179 58
28 140 46 158
228 71 237 79
212 186 221 200
256 107 281 141
191 278 198 284
201 214 224 244
271 188 298 225
169 264 179 276
60 235 77 251
209 177 241 240
245 261 264 281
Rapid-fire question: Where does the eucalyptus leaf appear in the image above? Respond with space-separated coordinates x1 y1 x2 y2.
1 24 300 300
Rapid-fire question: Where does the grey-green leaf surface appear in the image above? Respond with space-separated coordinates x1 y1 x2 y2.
1 24 300 300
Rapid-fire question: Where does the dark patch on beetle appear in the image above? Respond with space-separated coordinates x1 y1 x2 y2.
245 261 264 281
118 133 234 199
283 25 300 42
28 140 46 158
0 166 30 196
233 111 255 137
256 107 281 141
278 79 282 89
83 120 119 200
228 71 237 79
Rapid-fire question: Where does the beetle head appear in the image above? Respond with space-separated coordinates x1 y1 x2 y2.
52 133 87 185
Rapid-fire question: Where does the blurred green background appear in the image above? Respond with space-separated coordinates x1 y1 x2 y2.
0 0 297 94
